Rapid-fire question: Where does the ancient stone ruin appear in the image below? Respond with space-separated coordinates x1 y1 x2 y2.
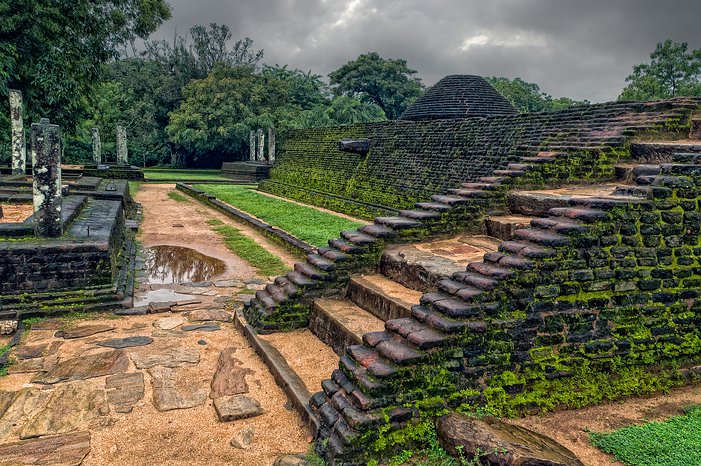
221 127 276 181
243 76 701 464
91 127 102 164
116 124 128 165
9 89 26 176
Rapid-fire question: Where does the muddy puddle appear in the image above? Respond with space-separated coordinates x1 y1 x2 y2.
143 245 226 284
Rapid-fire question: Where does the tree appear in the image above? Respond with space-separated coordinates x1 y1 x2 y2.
166 63 289 166
0 0 171 132
261 65 329 110
189 24 264 76
619 40 701 101
486 77 589 113
329 52 424 119
297 97 386 128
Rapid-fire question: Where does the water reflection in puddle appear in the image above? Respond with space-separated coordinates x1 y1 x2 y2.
143 245 226 284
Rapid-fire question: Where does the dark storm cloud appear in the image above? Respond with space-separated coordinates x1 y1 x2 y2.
151 0 701 102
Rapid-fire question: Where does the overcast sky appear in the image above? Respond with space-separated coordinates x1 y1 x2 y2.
150 0 701 103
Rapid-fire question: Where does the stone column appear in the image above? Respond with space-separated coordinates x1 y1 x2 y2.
116 124 128 165
91 127 101 164
249 130 255 161
268 128 276 164
9 90 26 175
256 128 265 162
31 118 62 238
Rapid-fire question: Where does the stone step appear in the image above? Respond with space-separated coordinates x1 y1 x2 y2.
630 140 701 163
507 184 644 217
484 215 533 240
309 298 386 357
379 235 501 292
346 274 422 322
672 152 701 164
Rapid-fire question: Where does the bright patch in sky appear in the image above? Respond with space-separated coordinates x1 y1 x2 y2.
460 32 547 51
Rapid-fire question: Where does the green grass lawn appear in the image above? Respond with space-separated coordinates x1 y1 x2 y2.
144 169 229 181
590 406 701 466
206 219 289 276
194 184 365 248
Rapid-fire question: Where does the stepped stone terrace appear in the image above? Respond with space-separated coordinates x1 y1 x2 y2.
244 79 701 464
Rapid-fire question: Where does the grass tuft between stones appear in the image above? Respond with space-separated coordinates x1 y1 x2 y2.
208 220 290 276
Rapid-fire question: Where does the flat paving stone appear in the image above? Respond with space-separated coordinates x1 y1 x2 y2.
213 395 263 422
187 309 232 322
148 301 175 313
130 345 200 369
28 319 64 330
106 372 145 413
15 341 62 360
153 316 186 330
34 350 129 384
229 426 255 450
96 336 154 349
148 366 207 411
20 383 109 439
115 306 149 316
8 355 59 374
55 324 115 339
0 431 91 466
0 388 51 440
210 348 255 398
182 323 221 332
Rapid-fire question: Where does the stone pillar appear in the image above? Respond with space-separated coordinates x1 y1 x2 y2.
268 128 276 164
31 118 62 238
9 90 26 176
249 130 255 161
91 127 101 164
116 124 128 165
256 128 264 162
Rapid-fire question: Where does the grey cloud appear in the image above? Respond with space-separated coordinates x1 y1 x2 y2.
151 0 701 102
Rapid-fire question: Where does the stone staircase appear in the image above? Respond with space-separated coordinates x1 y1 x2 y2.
293 139 701 464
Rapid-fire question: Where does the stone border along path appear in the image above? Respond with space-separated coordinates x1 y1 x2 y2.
0 182 319 465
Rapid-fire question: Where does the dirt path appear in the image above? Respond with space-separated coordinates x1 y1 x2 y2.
135 184 299 278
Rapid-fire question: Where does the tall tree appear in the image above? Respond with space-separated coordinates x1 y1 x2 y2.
486 77 589 113
0 0 171 132
619 40 701 101
189 24 264 76
329 52 424 119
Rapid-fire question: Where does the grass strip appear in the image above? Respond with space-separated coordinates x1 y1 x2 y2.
590 406 701 466
168 191 190 203
209 220 289 276
144 169 228 181
128 181 141 196
194 184 364 248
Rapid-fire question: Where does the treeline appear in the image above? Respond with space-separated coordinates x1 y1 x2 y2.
2 0 699 168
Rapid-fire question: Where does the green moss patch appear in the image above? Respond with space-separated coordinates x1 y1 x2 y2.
591 406 701 466
209 222 290 276
194 184 365 247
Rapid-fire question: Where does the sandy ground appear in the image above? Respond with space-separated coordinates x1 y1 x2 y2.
260 329 340 394
135 184 299 278
0 204 33 223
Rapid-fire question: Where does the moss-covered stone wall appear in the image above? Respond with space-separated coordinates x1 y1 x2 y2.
260 100 697 219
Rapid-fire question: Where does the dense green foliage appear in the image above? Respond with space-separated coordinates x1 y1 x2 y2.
207 220 289 276
486 77 589 113
329 52 425 119
591 406 701 466
620 40 701 101
0 0 171 131
194 184 365 247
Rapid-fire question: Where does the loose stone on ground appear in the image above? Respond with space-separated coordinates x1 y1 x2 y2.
19 383 109 439
54 324 115 339
213 395 263 421
148 366 208 411
105 372 145 413
129 345 199 369
95 336 153 349
182 322 221 332
210 348 255 398
33 350 128 384
0 431 91 466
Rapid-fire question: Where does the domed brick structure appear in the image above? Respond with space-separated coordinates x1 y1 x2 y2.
399 74 517 121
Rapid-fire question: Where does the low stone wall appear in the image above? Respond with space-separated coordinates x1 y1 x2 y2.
261 99 698 219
